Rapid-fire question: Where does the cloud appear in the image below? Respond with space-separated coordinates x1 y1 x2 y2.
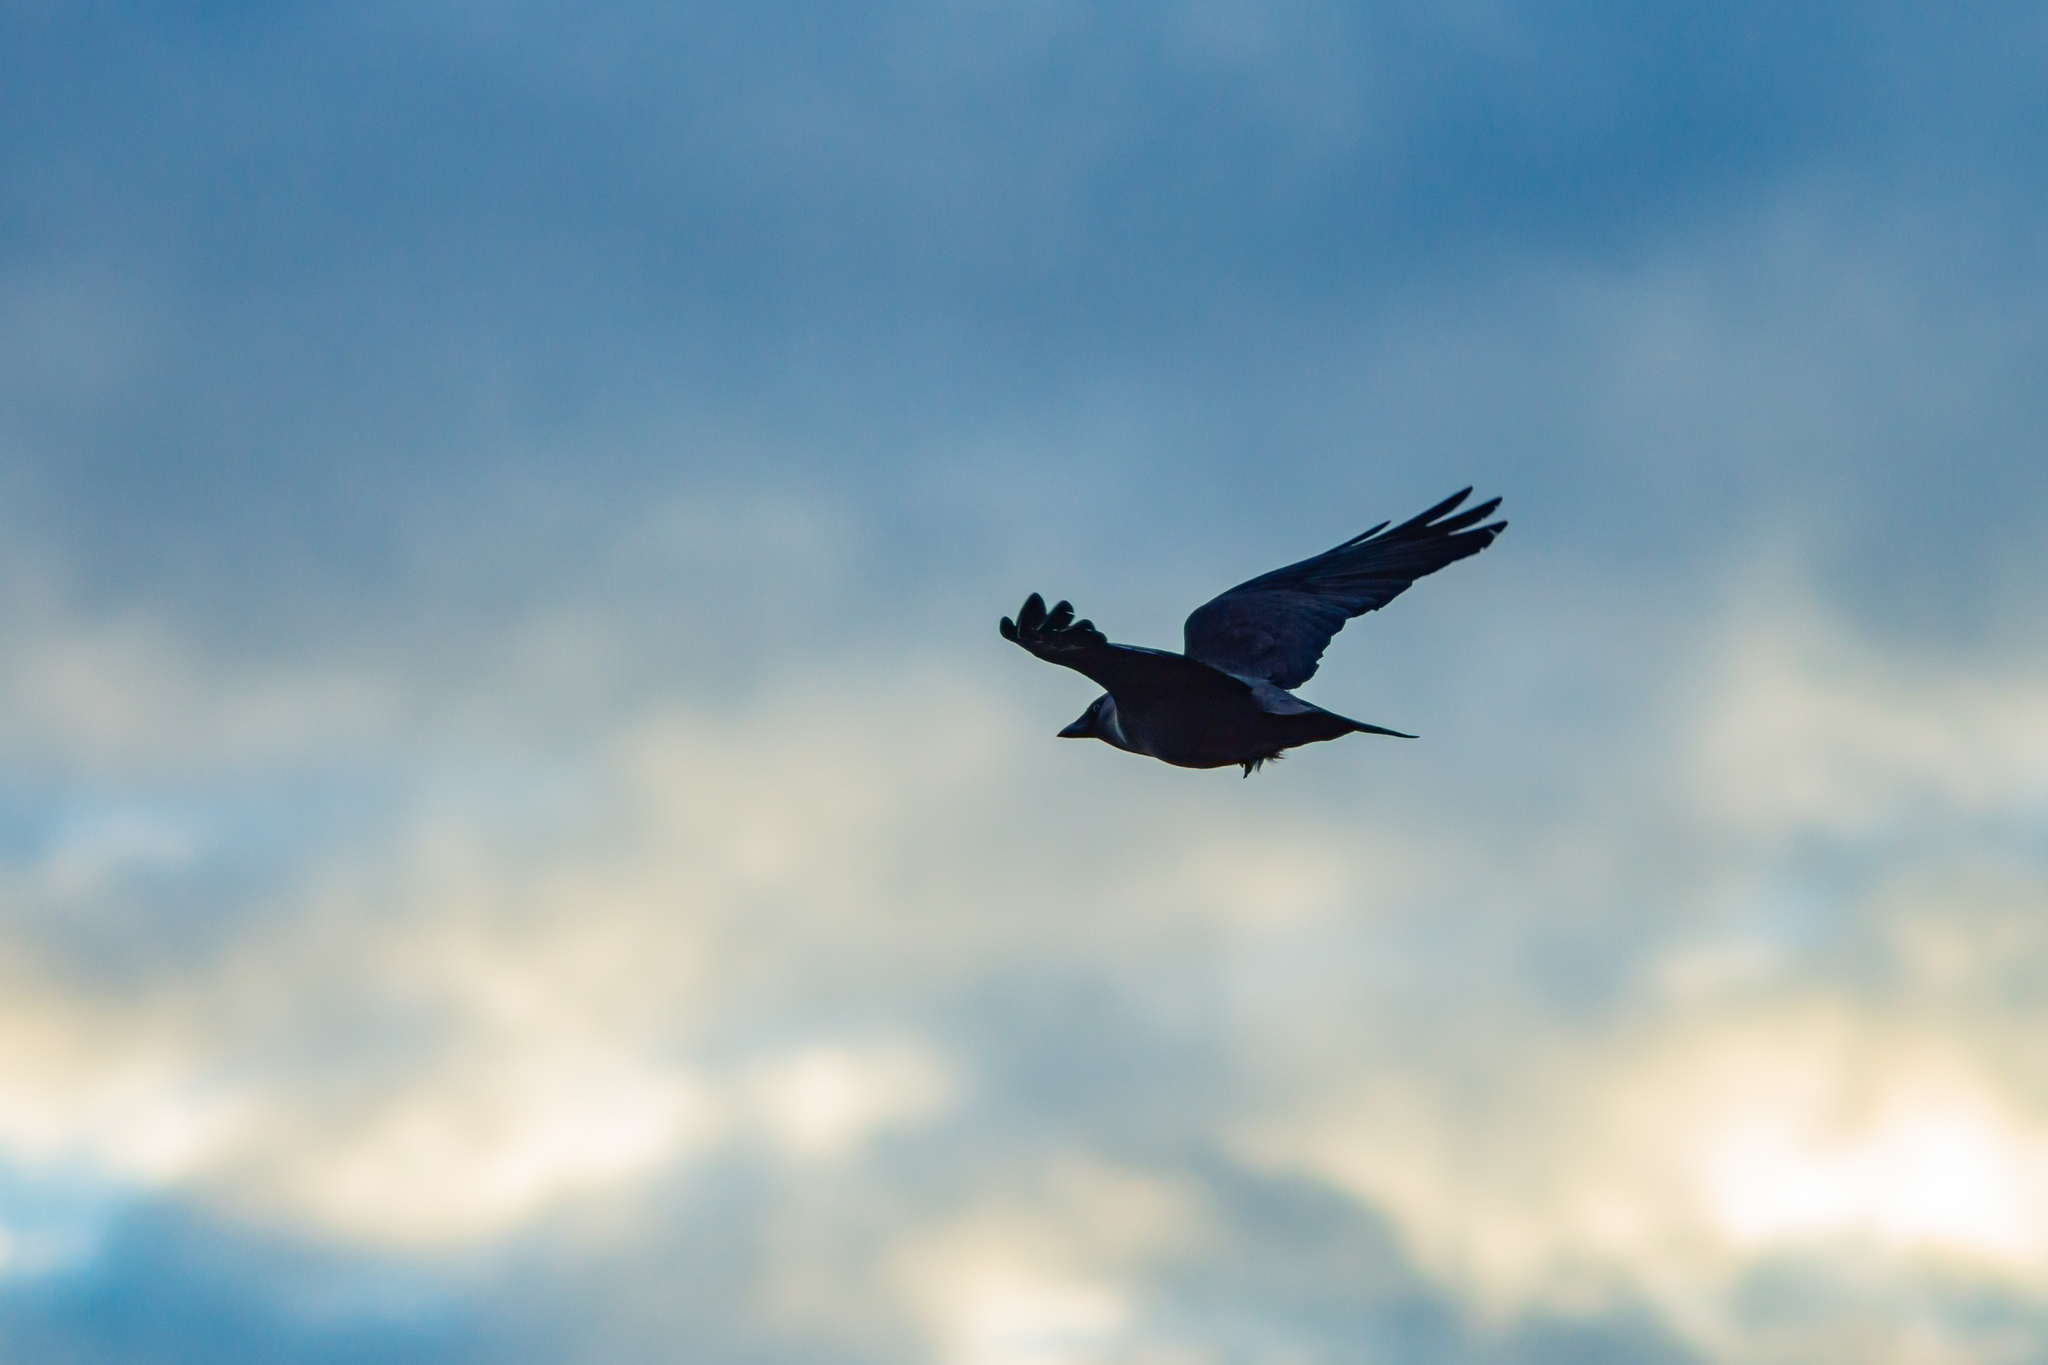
749 1043 953 1160
1227 584 2048 1361
1689 586 2048 838
4 449 2046 1359
891 1160 1193 1365
6 485 2043 1362
4 3 2048 1361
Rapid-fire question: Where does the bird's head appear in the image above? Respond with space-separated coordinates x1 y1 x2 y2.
1058 694 1131 749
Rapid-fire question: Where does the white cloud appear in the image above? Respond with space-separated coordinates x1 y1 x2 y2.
748 1042 953 1160
271 1054 722 1244
1228 586 2048 1359
892 1162 1198 1365
0 601 400 771
1 483 2046 1359
1690 588 2048 839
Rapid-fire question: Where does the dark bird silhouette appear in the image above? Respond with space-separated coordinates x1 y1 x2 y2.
1000 489 1505 775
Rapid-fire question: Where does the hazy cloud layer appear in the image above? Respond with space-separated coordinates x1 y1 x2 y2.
3 3 2046 1362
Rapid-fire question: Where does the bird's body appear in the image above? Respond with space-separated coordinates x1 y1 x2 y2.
1052 657 1378 772
1001 489 1505 775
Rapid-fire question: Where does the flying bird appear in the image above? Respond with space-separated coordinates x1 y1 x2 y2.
1000 488 1505 775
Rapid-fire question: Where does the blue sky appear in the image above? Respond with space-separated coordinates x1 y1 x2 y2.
3 3 2047 1362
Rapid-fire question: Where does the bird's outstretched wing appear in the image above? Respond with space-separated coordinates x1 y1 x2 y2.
1001 593 1225 702
1182 488 1505 690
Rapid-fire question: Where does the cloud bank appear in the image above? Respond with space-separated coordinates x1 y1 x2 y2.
3 2 2046 1362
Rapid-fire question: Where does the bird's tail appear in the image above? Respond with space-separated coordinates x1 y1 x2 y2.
1301 697 1415 741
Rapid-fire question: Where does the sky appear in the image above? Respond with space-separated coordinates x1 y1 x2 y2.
2 2 2046 1362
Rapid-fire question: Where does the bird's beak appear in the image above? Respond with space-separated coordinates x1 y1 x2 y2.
1057 714 1092 738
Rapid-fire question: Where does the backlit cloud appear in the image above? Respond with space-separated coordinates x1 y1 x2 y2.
3 3 2045 1362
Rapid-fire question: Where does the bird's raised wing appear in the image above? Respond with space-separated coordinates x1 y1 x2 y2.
1182 488 1505 690
1001 592 1225 702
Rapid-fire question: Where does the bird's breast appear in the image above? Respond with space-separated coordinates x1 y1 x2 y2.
1118 689 1287 768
